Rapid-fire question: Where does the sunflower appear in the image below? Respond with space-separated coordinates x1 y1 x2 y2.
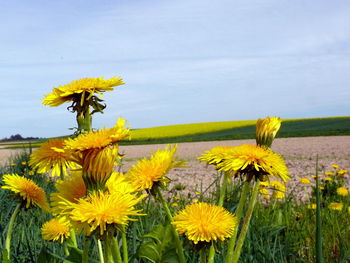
198 146 235 167
217 144 289 182
172 202 237 244
29 138 80 178
125 145 185 191
41 217 71 243
42 77 124 107
256 117 281 147
67 190 146 236
2 174 49 211
50 171 87 215
64 118 130 189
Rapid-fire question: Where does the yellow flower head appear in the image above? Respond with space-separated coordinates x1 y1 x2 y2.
21 161 27 165
50 171 87 215
2 174 49 211
42 76 124 107
270 180 286 192
324 177 332 182
259 187 269 195
68 190 145 236
328 202 343 211
41 217 71 243
172 202 237 244
64 118 130 188
307 203 316 210
336 187 348 197
324 171 333 176
299 178 311 185
198 146 235 167
331 164 339 169
272 191 285 199
337 169 347 176
125 145 185 191
29 139 80 178
106 172 137 194
256 117 281 147
217 144 289 182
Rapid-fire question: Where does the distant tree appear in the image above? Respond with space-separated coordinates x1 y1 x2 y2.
0 134 39 142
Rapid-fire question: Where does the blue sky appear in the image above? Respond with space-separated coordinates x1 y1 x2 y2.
1 0 349 138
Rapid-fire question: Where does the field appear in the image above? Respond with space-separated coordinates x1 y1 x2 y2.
1 116 350 263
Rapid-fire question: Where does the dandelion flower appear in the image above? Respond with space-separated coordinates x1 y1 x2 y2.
125 145 185 191
217 144 289 182
270 180 286 192
324 171 333 176
41 217 71 243
259 187 269 195
337 169 347 176
50 171 87 215
64 118 130 188
272 191 285 199
307 203 316 210
68 190 145 236
29 139 80 178
328 202 343 211
172 203 179 207
336 187 348 197
198 146 235 167
106 172 136 194
172 202 237 244
299 178 311 185
331 164 339 169
2 174 49 211
42 77 124 107
324 177 332 182
256 117 281 147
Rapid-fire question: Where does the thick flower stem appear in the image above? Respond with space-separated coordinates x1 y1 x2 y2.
232 180 261 263
121 226 129 263
155 187 186 263
208 242 216 263
110 237 123 263
218 172 229 207
225 181 250 263
82 237 91 263
4 203 21 261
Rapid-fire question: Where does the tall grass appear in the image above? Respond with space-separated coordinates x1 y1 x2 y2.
1 151 350 262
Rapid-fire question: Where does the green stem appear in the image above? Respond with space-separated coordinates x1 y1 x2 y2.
4 203 21 261
208 242 216 263
63 242 70 257
225 181 250 263
97 239 105 263
218 172 229 207
121 226 129 263
155 187 186 263
232 180 261 263
82 237 91 263
69 228 78 248
110 236 123 263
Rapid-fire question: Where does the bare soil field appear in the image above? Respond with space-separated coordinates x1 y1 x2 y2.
1 136 349 199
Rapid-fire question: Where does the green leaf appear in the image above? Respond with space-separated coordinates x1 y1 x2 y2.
137 224 180 263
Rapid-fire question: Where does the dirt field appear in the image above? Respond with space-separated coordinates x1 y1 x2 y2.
1 136 349 199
